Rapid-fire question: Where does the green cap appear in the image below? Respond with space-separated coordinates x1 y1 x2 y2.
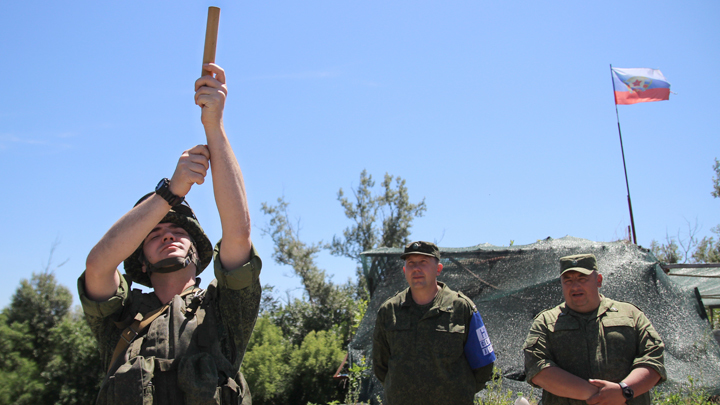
400 241 441 260
559 253 598 276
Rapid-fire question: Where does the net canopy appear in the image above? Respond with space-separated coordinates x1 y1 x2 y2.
665 265 720 307
348 236 720 403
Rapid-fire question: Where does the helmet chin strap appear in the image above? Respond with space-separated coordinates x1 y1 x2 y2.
142 243 200 276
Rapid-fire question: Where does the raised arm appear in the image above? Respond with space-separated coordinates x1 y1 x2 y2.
85 146 210 301
195 63 252 270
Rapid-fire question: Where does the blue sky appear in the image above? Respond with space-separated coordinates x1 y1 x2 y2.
1 1 718 309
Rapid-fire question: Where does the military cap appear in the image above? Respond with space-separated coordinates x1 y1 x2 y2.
400 241 441 260
560 253 598 276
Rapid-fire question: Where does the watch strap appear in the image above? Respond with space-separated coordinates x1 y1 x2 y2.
618 382 634 400
155 178 185 206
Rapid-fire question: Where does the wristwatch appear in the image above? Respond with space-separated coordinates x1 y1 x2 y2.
155 178 185 206
619 382 634 400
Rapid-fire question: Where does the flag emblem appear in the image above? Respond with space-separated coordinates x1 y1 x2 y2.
624 76 652 92
611 67 670 105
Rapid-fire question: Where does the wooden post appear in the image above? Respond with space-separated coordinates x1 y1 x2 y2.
201 7 221 77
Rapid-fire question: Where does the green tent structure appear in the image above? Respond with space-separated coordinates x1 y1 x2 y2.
347 236 720 403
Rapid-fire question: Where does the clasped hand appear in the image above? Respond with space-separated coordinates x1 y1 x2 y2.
586 379 626 405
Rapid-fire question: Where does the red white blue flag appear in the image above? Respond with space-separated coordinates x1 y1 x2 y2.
611 67 671 105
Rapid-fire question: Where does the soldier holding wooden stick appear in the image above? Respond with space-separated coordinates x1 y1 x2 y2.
78 8 261 404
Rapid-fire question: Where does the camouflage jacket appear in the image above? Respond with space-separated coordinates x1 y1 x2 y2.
523 295 666 405
79 241 262 405
372 282 494 405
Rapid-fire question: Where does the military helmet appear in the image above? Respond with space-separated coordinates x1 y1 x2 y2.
123 192 213 287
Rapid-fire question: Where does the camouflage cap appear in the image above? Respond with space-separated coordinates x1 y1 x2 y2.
400 241 441 260
560 253 598 276
123 193 213 288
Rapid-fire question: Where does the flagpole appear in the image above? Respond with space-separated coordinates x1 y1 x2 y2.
610 64 638 245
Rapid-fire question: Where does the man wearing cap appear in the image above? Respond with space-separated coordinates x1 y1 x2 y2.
523 254 666 405
78 64 261 404
372 241 496 405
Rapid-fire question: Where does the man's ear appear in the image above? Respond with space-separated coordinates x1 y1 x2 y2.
436 262 443 275
596 272 603 287
402 266 406 274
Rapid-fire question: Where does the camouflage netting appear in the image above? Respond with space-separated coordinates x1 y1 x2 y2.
347 236 720 403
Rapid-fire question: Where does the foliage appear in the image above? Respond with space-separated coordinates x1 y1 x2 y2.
328 170 427 261
41 307 103 405
241 315 293 405
254 170 427 404
0 312 44 405
651 238 682 264
712 158 720 199
0 270 103 405
260 197 357 346
692 225 720 264
5 271 73 365
287 330 345 405
243 317 346 405
476 366 534 405
344 356 370 405
653 375 717 405
328 170 427 301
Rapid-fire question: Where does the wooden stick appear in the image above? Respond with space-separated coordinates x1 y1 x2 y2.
201 7 221 77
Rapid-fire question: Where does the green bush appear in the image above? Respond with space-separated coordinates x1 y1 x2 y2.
242 316 293 405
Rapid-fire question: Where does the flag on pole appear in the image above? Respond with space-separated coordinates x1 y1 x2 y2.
611 67 671 105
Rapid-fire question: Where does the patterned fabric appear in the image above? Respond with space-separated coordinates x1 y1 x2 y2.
373 282 494 405
79 241 262 405
523 295 666 405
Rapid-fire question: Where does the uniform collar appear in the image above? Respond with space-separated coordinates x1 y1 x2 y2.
400 282 453 311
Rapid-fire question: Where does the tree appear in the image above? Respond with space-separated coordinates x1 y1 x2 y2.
328 170 427 261
650 238 681 264
41 307 103 405
327 170 426 300
254 170 427 404
712 158 720 198
260 197 356 346
0 312 44 405
5 271 72 369
692 226 720 263
0 244 103 405
287 329 345 405
241 315 293 405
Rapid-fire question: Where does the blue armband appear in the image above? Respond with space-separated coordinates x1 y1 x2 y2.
464 311 496 369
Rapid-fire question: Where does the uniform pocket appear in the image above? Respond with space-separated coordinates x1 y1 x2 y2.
178 352 219 405
108 355 155 405
432 325 466 361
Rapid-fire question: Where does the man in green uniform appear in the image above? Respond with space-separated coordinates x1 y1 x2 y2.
373 241 495 405
78 64 261 404
523 253 666 405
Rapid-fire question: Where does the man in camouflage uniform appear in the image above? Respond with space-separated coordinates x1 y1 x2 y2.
78 64 261 404
373 241 495 405
523 254 666 405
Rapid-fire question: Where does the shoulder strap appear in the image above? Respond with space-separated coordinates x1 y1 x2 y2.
108 289 197 372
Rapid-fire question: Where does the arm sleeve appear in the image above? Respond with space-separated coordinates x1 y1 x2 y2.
473 363 494 392
632 311 667 383
372 307 390 384
522 313 557 387
213 241 263 367
77 269 130 370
